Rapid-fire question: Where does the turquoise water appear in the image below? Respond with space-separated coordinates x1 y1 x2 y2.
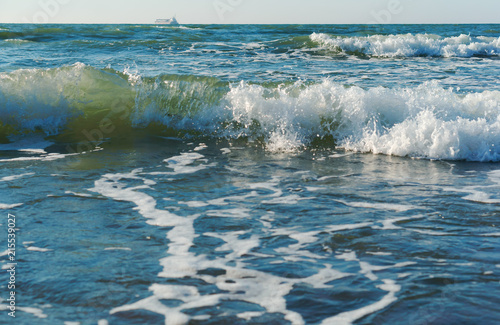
1 24 500 324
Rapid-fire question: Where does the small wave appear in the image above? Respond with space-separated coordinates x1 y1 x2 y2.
309 33 500 58
4 39 33 44
0 31 23 40
1 64 499 161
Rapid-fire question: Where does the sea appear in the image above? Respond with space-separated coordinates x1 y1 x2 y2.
0 24 499 324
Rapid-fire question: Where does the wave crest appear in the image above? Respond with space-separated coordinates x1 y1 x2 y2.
309 33 500 58
1 64 499 161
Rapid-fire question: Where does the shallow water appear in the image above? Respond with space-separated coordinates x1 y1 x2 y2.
0 24 500 324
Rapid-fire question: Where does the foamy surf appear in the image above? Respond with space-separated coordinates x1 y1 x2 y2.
90 159 421 325
310 33 500 58
224 79 500 160
1 64 499 161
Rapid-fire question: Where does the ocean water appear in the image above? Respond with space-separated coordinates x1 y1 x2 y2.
0 24 500 324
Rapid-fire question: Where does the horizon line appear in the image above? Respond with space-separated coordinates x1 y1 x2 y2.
1 22 500 25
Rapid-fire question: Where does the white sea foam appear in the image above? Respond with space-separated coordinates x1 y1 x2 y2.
372 216 424 230
326 222 373 233
238 311 264 320
462 191 500 204
178 200 209 208
310 33 500 58
18 307 48 318
4 39 32 44
0 153 69 162
163 152 210 174
444 170 500 203
97 166 409 324
206 208 251 218
407 229 450 236
90 161 444 324
193 143 207 151
0 304 48 318
0 203 23 209
0 146 101 163
65 191 93 197
206 231 260 259
336 250 415 282
367 251 392 256
207 192 258 206
27 246 53 252
336 200 418 212
271 223 374 262
224 79 500 160
480 232 500 237
262 194 306 205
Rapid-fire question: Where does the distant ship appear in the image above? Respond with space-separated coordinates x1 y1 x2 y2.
155 16 179 25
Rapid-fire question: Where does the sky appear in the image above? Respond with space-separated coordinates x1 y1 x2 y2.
0 0 499 24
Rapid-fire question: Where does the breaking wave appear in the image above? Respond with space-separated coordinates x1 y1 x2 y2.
1 63 499 161
309 33 500 58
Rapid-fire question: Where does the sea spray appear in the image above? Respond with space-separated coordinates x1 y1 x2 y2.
1 64 499 160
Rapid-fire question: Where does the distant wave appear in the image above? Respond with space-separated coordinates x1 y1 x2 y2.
3 26 499 59
1 64 499 161
309 33 500 58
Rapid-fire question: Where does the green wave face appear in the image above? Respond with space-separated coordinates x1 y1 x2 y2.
0 64 229 142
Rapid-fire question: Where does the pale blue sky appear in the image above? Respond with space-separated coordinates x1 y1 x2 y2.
0 0 499 24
